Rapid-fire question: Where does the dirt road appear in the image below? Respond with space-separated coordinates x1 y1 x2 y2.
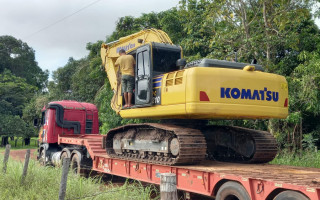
1 149 37 162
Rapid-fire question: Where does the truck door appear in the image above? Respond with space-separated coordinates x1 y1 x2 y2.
135 45 152 106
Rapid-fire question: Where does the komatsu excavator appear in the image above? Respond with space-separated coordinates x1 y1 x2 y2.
100 28 288 166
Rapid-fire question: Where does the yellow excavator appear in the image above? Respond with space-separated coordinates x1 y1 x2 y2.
100 28 288 165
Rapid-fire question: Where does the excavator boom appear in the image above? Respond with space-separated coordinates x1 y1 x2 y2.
101 29 173 91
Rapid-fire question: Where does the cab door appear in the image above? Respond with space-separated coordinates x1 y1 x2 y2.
135 45 152 106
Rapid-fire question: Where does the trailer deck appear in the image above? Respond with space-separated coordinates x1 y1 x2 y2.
58 135 320 200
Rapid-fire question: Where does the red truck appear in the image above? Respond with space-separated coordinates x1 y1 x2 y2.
35 100 320 200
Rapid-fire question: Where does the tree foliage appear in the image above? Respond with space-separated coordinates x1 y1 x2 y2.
47 42 106 103
0 70 37 116
0 36 48 145
0 36 48 90
0 71 37 145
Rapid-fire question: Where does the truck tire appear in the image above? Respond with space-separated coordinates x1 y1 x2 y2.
216 181 250 200
71 150 88 177
38 148 46 166
60 152 69 166
273 191 309 200
71 153 81 174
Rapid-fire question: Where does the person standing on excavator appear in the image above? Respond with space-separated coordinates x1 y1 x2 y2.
115 49 136 108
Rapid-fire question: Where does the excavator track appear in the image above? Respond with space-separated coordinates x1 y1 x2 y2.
105 122 277 165
105 123 207 165
203 125 278 163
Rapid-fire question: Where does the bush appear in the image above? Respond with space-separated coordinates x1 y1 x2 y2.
271 149 320 168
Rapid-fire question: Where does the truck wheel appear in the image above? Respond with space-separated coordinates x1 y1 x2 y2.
273 191 309 200
39 149 46 166
71 153 85 176
216 181 250 200
60 152 69 167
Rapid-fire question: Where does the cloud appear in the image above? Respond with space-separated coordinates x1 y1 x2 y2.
0 0 179 75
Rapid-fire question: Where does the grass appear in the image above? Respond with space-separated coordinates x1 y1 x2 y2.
271 149 320 168
0 156 159 200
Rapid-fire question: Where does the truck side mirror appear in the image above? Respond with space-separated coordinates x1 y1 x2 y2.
33 118 40 127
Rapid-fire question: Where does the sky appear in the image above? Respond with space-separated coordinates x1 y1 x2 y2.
0 0 180 75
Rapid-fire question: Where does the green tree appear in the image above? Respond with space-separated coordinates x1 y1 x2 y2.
48 41 106 103
0 70 37 146
71 42 106 102
157 8 184 43
0 114 35 146
48 57 79 100
0 70 37 116
0 35 48 145
22 95 49 123
0 35 48 90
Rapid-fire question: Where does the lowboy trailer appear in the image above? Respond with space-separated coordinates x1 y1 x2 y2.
57 134 320 200
36 100 320 200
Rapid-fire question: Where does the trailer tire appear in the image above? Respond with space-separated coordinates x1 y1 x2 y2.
216 181 250 200
273 191 309 200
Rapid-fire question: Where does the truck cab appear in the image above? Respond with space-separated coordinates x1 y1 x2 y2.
36 100 99 164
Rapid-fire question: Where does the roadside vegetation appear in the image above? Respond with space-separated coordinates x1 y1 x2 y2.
271 149 320 168
0 155 158 200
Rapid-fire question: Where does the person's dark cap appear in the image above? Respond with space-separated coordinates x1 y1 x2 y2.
119 49 126 54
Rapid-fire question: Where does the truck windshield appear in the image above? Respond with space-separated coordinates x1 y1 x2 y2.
152 47 181 75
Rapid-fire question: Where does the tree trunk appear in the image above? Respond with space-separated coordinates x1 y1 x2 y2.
24 138 30 146
263 1 271 62
287 130 291 151
240 1 250 41
300 117 303 150
1 136 9 147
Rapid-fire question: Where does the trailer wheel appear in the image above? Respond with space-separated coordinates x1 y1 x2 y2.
273 191 309 200
216 181 250 200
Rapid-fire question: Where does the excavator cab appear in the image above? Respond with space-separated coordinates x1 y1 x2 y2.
132 43 182 107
